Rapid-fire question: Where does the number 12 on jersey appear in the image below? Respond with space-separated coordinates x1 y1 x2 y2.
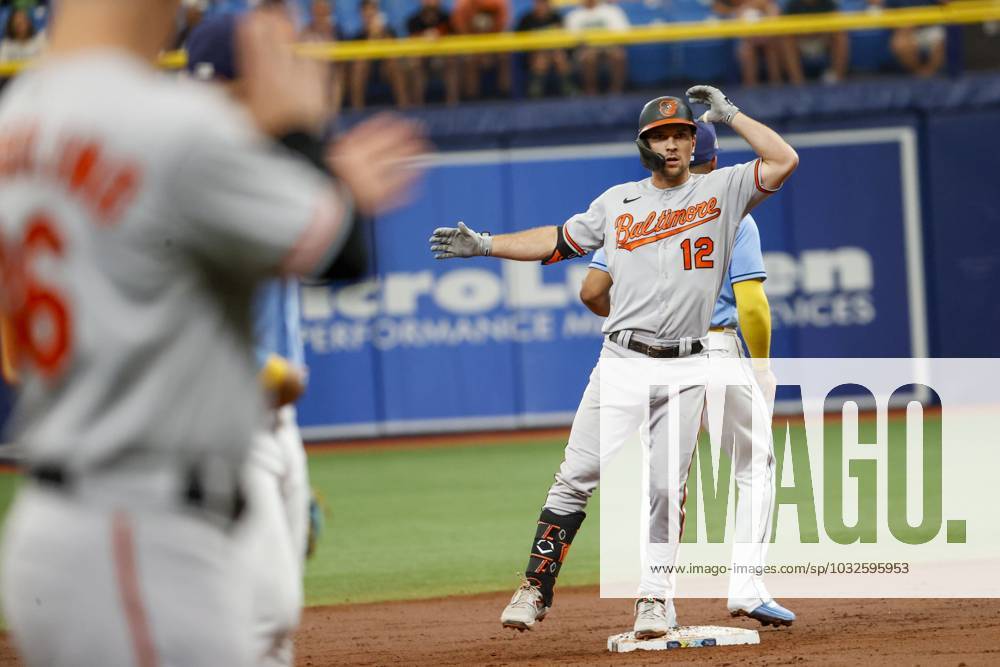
680 236 714 270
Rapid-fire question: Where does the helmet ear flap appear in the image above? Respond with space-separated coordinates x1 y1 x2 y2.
636 138 665 172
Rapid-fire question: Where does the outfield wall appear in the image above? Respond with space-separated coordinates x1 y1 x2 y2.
296 82 1000 437
298 121 936 438
0 88 997 442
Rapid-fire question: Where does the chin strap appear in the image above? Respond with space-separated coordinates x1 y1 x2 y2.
636 138 665 172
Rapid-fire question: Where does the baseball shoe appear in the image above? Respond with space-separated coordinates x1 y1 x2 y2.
730 600 796 627
500 579 549 632
633 597 677 640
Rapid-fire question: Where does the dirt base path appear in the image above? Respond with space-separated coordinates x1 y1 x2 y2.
295 588 1000 666
4 589 1000 666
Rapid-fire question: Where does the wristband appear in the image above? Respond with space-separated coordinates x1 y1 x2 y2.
278 131 327 173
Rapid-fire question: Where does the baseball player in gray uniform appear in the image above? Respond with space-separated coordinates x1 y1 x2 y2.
0 3 424 666
430 86 797 639
581 119 790 628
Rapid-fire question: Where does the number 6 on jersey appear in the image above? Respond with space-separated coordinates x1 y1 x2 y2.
0 212 72 379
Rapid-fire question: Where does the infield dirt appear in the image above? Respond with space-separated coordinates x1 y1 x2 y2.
2 589 999 665
293 588 1000 666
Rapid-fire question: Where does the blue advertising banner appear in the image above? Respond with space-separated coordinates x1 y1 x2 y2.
298 126 928 439
922 109 1000 357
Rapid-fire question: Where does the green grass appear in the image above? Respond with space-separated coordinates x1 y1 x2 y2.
0 412 942 608
0 437 600 608
0 473 17 532
303 438 601 605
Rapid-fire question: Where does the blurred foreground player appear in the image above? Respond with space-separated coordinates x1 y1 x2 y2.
185 13 369 666
0 2 424 666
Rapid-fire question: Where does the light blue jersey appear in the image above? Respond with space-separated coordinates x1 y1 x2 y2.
589 215 765 329
254 279 304 369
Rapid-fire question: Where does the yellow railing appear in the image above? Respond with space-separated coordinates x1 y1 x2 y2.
1 1 998 76
306 1 1000 60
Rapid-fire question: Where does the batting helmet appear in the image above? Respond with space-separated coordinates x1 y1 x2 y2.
635 96 698 171
691 121 719 167
185 13 239 81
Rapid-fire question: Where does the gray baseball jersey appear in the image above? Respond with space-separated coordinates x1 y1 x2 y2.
0 53 349 473
563 159 776 340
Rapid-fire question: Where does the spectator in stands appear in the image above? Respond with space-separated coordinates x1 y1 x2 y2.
0 7 44 63
713 0 784 87
406 0 460 106
350 0 409 110
869 0 946 77
302 1 344 44
781 0 849 84
564 0 629 95
516 0 576 98
452 0 511 99
0 1 47 9
302 0 347 116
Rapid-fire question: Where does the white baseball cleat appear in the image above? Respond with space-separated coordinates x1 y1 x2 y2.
729 599 796 627
633 597 677 640
500 579 549 632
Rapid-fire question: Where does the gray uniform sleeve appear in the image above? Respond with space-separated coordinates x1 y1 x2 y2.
172 116 349 278
725 158 781 219
562 190 610 254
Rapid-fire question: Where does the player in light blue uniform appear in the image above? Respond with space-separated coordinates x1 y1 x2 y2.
243 278 313 667
183 15 317 667
255 281 306 379
710 219 766 331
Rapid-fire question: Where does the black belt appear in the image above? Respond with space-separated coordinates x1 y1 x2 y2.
28 463 246 524
611 332 704 358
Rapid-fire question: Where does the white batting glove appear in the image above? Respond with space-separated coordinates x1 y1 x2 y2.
752 365 777 417
429 222 492 259
687 85 740 125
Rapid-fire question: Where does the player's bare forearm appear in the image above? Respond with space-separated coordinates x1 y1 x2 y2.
583 295 610 318
580 268 613 317
490 226 559 261
430 223 558 261
729 113 799 190
686 85 797 189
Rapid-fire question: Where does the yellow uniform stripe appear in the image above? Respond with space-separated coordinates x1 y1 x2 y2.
733 279 771 362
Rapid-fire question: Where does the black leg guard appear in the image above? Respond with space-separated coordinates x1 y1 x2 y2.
524 508 586 607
